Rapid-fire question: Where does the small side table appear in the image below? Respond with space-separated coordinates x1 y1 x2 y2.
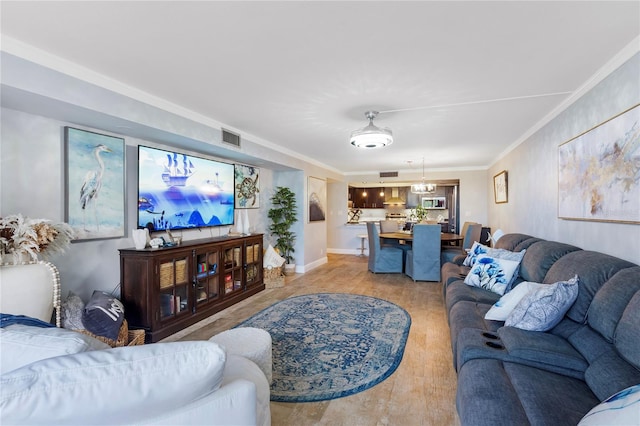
357 234 368 256
209 327 273 384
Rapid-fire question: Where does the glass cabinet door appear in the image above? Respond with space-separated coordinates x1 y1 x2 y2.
223 243 243 295
245 239 262 287
158 254 190 320
194 249 221 304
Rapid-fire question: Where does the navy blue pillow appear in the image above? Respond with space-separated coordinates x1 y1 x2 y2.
81 291 125 341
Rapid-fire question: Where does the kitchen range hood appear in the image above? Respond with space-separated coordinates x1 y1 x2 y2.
383 187 405 205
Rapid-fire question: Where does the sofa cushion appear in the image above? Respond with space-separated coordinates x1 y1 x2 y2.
493 233 535 251
543 251 636 324
584 351 640 401
505 275 579 332
568 325 616 364
456 359 530 426
457 359 599 426
614 290 640 369
579 384 640 426
587 266 640 343
518 240 581 283
484 281 546 321
0 324 110 374
464 255 521 296
503 362 600 426
0 341 226 425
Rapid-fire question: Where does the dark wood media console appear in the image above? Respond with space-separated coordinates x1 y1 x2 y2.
119 234 264 342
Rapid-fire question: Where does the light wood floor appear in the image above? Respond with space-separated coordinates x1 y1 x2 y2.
165 254 460 426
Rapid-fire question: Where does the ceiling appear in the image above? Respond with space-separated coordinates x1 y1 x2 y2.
1 1 639 175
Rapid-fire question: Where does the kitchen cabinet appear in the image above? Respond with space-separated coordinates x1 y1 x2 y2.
349 187 386 208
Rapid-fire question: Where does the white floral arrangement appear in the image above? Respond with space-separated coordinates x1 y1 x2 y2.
0 214 74 264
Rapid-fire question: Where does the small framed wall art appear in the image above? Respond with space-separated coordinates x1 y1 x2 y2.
64 127 126 241
234 164 260 208
493 170 508 204
308 176 326 222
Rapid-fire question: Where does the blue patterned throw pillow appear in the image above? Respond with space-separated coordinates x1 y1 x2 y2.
505 275 579 332
463 254 521 296
463 242 525 290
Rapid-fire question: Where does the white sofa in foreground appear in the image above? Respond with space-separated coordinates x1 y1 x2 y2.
0 325 270 426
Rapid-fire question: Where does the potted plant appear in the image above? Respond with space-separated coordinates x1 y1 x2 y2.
268 187 298 275
410 205 429 223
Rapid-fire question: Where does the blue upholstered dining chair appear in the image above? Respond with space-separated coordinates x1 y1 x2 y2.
405 224 441 281
441 222 482 264
366 222 404 273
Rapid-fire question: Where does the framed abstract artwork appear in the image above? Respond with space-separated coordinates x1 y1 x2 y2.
493 170 508 204
558 104 639 223
64 127 126 241
308 176 326 222
234 164 260 208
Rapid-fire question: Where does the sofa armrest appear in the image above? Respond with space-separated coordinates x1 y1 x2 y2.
498 326 588 375
137 380 257 426
1 341 226 425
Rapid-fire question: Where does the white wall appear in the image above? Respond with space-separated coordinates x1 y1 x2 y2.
1 51 345 299
0 108 271 299
488 53 640 265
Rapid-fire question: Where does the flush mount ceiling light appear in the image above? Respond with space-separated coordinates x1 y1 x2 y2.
350 111 393 148
411 157 437 195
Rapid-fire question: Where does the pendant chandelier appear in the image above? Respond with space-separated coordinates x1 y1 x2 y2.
411 157 436 194
350 111 393 148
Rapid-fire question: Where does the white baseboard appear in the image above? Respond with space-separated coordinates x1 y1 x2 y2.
299 256 328 273
327 248 368 256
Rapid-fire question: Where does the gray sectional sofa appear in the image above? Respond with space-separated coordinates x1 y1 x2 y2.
442 233 640 425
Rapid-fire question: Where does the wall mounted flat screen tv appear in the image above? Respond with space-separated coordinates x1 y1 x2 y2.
138 145 235 231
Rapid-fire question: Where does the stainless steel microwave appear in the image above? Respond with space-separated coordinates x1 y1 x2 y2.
422 196 446 209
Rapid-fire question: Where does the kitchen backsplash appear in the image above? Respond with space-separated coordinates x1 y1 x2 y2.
349 208 449 223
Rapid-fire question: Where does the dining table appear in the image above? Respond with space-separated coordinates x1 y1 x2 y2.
379 231 464 245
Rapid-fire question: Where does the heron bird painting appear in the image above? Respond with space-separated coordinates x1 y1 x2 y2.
80 144 111 231
65 127 125 241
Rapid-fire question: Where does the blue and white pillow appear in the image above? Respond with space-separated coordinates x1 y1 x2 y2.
578 384 640 425
505 275 579 332
463 242 525 290
463 254 521 296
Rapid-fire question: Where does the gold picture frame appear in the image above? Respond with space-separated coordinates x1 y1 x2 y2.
493 170 508 204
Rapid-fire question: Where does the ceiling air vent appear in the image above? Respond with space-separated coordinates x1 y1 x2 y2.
222 129 241 148
380 171 398 178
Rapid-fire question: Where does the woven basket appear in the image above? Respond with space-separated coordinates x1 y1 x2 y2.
76 319 144 347
264 266 284 289
126 329 146 346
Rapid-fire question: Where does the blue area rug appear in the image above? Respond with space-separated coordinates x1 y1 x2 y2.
236 293 411 402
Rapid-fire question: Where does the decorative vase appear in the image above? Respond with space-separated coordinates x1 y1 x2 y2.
132 229 147 250
236 210 244 235
284 263 296 276
242 209 251 235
